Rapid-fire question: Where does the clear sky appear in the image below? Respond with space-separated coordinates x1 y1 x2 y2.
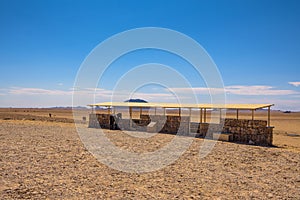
0 0 300 110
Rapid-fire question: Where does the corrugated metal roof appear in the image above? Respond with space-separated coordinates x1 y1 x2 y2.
88 102 273 110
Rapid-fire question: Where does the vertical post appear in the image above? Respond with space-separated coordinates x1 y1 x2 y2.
188 108 192 134
219 109 222 123
200 108 203 123
140 107 142 118
204 108 207 123
154 107 157 116
268 106 271 127
163 108 166 116
252 109 254 121
113 107 116 115
108 107 111 115
129 107 132 128
179 108 181 116
236 109 239 120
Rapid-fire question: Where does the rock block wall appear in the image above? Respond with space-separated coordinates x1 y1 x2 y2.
117 119 130 130
88 114 273 146
192 119 273 146
88 114 102 128
223 118 273 146
88 114 113 129
159 116 190 134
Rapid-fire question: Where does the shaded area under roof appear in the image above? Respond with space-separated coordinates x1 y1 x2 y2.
88 102 274 110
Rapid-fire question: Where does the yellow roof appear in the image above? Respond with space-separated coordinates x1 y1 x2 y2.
88 102 273 110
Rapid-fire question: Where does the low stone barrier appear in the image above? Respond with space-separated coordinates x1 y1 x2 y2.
222 118 273 146
88 114 273 146
191 119 273 146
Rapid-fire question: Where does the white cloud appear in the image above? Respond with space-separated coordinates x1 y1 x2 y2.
4 85 299 98
1 87 180 107
288 82 300 87
169 87 225 95
0 89 6 96
225 85 298 95
171 85 299 96
1 85 299 109
9 87 72 95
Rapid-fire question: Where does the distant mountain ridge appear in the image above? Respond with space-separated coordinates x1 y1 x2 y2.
124 99 148 103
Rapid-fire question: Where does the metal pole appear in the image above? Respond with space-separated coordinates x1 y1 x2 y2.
204 108 207 123
140 107 142 118
129 107 132 128
188 108 191 134
268 106 271 127
252 110 254 121
236 109 239 120
200 108 203 123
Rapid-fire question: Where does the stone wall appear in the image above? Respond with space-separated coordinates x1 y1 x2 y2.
88 114 110 129
190 119 273 146
89 114 190 134
222 118 273 146
130 115 190 134
88 114 100 128
88 114 273 146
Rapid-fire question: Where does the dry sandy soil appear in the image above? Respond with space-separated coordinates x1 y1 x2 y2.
0 108 299 199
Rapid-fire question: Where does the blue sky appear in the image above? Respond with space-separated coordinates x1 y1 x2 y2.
0 0 300 110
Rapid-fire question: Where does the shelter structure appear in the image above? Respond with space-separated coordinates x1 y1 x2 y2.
88 102 274 146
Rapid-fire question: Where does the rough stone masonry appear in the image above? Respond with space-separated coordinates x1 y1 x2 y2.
88 114 273 146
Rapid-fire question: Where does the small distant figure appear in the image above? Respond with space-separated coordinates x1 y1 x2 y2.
49 113 52 118
82 116 86 121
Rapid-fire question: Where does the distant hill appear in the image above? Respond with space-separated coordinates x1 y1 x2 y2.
283 111 292 113
49 106 88 110
124 99 148 103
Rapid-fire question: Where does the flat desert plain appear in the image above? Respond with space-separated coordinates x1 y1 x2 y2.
0 108 299 199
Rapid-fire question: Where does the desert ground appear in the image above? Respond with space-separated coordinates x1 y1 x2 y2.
0 108 299 199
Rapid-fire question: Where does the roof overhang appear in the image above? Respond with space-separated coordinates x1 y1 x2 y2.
88 102 274 110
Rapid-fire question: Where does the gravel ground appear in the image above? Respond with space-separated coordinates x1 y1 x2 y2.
0 120 299 199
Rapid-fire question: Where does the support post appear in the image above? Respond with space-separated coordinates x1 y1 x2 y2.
268 106 271 127
163 108 166 116
179 108 181 116
129 107 132 128
200 108 203 123
236 109 239 120
252 110 254 121
140 107 142 118
204 108 207 123
188 108 192 134
154 107 157 116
